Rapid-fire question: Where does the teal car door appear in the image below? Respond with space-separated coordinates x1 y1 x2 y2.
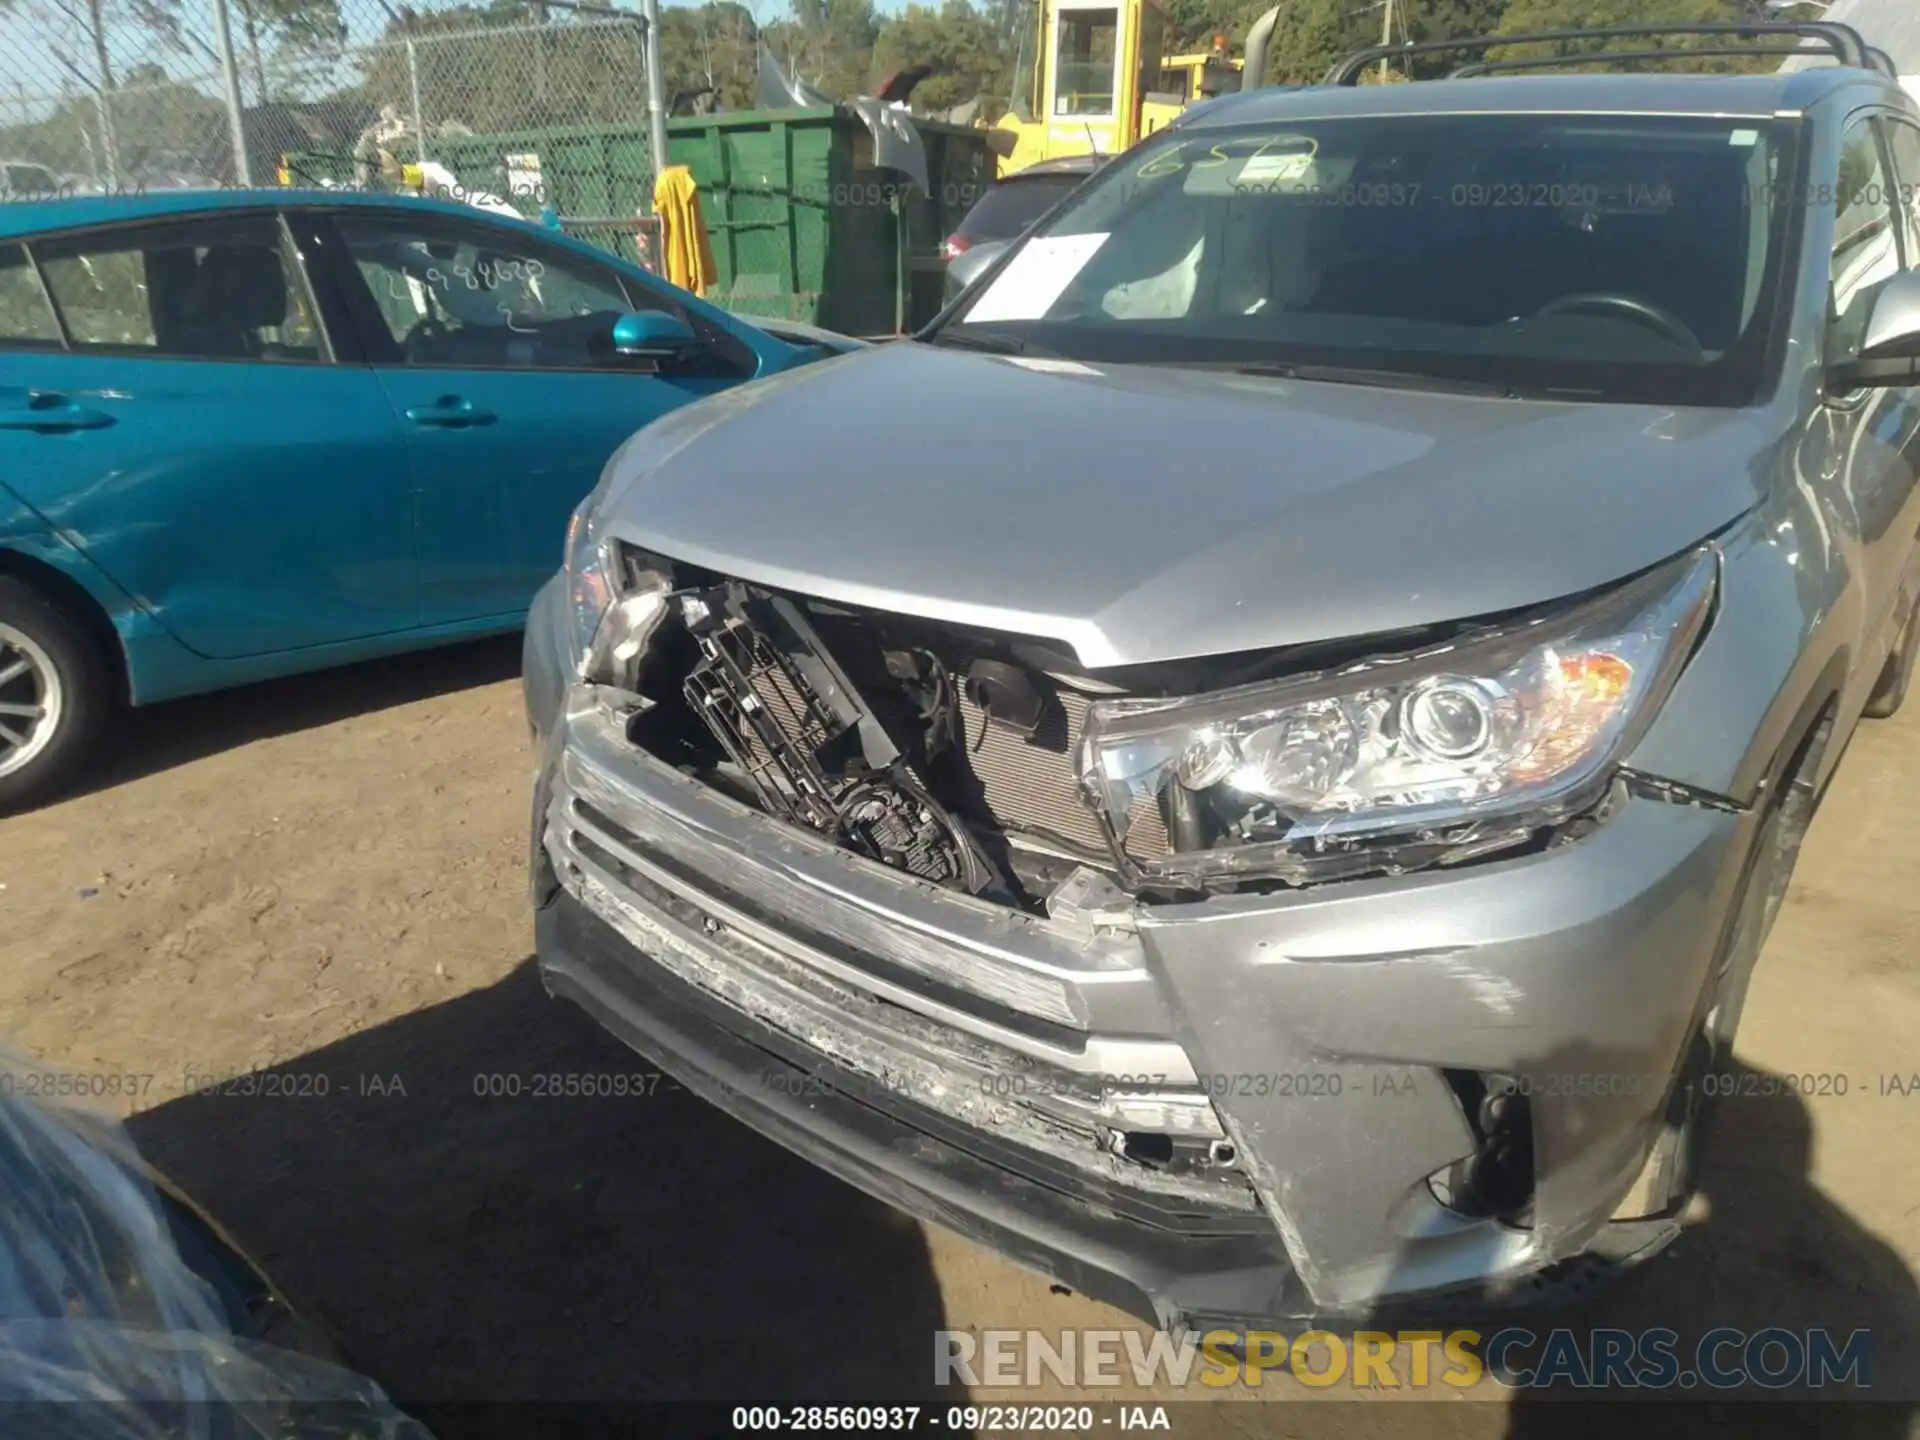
0 212 415 659
308 207 759 627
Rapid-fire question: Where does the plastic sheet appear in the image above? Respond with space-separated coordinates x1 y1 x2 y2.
0 1055 434 1439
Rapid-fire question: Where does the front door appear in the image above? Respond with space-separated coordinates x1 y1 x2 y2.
1824 115 1920 686
305 208 749 627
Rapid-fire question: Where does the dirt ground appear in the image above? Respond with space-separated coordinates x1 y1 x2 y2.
3 636 1920 1437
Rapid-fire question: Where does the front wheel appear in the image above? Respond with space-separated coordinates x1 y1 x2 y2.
0 577 111 814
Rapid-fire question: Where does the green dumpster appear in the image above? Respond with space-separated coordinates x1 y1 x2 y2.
281 108 996 335
665 107 994 335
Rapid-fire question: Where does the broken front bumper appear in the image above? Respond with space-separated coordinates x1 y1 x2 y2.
524 579 1757 1327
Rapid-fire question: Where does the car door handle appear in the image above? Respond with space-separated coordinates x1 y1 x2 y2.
404 397 495 428
0 397 114 432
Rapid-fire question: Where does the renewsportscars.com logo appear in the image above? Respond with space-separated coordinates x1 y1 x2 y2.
935 1327 1873 1392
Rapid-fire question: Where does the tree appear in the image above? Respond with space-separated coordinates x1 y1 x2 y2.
232 0 349 103
762 0 881 100
868 0 1012 113
356 2 651 134
20 0 200 183
658 2 759 112
1249 0 1380 86
1495 0 1784 74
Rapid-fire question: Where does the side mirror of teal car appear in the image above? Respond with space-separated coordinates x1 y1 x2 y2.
611 311 701 360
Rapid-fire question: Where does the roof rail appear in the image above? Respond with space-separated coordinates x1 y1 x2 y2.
1323 22 1887 87
1450 45 1842 79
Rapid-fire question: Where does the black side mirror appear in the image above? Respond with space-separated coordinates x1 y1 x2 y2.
1829 271 1920 390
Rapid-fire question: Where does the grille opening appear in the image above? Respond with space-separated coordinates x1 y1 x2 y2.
617 579 1165 914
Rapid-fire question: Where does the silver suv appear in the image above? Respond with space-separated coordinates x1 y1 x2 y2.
524 23 1920 1326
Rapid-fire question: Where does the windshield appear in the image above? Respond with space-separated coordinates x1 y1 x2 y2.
940 113 1802 406
958 175 1089 242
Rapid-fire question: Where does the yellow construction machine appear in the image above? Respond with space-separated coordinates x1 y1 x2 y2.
986 1 1281 177
1160 35 1245 103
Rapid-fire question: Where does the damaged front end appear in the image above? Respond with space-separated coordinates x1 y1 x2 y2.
565 527 1717 916
536 519 1754 1323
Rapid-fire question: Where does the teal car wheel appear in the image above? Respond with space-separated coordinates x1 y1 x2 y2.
0 578 109 813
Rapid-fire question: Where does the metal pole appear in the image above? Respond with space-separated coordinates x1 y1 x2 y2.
211 0 251 184
1378 0 1394 83
639 0 669 189
89 93 114 190
407 39 430 168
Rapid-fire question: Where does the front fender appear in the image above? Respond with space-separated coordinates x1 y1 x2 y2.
1625 489 1858 806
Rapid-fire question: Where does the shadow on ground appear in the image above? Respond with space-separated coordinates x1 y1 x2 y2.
125 959 954 1431
1496 1055 1919 1438
73 635 523 798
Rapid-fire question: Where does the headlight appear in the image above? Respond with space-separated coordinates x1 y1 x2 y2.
1078 546 1716 884
562 510 672 687
563 505 615 665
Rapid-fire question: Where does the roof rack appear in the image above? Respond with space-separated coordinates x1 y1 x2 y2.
1324 22 1891 87
1449 45 1844 79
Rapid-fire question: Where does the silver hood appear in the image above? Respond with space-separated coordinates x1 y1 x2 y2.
597 342 1776 668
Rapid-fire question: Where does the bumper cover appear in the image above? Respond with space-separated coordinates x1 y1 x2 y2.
539 890 1305 1329
527 583 1752 1320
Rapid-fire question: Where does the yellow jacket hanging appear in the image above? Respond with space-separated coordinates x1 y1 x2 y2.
653 164 718 298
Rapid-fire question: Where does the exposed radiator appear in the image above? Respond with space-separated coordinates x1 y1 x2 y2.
954 682 1171 861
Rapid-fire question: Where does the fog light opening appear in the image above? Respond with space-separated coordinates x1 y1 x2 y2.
1207 1139 1238 1168
1432 1071 1536 1224
1116 1131 1175 1169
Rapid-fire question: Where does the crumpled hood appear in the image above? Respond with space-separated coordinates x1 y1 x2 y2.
597 342 1778 668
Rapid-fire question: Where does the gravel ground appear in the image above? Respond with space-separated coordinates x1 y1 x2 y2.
1 637 1917 1438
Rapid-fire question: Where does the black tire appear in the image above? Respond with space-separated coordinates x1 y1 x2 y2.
1863 604 1918 719
0 575 112 814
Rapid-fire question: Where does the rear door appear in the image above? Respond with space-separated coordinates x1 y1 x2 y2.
302 206 755 627
0 210 417 659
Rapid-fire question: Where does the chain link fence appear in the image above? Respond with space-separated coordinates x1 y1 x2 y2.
0 0 657 221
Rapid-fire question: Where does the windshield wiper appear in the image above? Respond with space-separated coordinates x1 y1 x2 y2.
1226 361 1521 398
924 329 1026 355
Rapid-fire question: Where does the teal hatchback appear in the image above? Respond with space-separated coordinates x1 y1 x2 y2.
0 189 839 810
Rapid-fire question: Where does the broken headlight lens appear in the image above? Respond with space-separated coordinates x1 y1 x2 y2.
1078 547 1716 875
564 513 672 688
563 505 615 668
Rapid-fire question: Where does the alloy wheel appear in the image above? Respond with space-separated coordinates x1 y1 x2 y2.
0 622 62 780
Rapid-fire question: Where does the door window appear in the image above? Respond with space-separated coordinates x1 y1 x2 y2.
332 213 662 372
1881 118 1920 268
1830 118 1904 365
34 214 324 360
1055 7 1118 118
0 245 59 346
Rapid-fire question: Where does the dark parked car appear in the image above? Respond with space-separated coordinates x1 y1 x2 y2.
941 155 1104 302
